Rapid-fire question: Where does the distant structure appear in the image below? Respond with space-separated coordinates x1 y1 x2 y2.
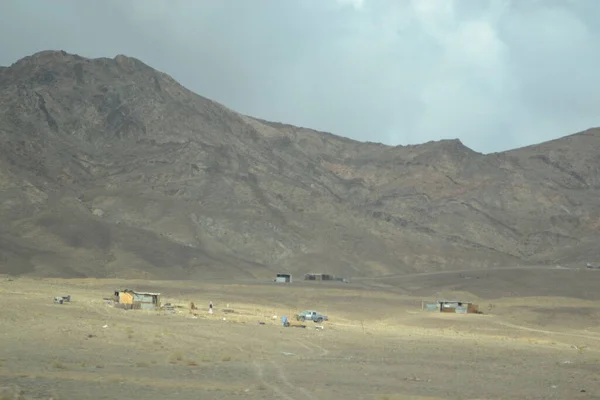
422 299 480 314
304 273 347 282
113 289 161 310
274 273 292 283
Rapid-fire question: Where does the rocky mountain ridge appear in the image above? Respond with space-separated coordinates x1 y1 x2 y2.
1 50 599 279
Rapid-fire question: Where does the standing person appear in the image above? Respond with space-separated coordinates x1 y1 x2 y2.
209 301 213 314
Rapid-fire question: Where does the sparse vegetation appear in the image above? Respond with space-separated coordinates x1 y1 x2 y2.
168 351 185 364
0 386 25 400
2 274 600 399
51 359 67 369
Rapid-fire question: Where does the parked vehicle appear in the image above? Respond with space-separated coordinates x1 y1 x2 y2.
296 310 328 323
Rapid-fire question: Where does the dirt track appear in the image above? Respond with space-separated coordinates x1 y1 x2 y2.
1 276 600 399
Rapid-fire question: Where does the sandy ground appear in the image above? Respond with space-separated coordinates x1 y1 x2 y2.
2 273 600 400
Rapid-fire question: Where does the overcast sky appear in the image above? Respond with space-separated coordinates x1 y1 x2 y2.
1 0 599 153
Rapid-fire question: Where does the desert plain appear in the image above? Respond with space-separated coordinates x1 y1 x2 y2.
2 266 600 400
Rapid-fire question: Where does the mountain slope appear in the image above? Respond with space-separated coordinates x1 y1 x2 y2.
1 50 599 279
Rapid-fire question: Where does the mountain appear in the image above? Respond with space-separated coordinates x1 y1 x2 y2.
1 50 599 280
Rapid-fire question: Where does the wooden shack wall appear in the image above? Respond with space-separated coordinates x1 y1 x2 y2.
119 292 134 304
131 294 161 309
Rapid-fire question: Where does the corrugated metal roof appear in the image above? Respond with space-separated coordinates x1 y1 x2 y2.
437 300 469 303
120 289 161 296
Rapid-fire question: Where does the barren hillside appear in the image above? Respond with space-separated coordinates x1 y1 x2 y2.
1 50 599 279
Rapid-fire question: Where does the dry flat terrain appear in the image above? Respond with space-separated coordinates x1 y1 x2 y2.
3 269 600 400
3 49 600 400
2 50 600 280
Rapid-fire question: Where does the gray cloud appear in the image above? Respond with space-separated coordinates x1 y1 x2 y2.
1 0 599 153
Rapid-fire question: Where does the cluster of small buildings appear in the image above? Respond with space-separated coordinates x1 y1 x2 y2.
304 273 337 281
273 273 348 283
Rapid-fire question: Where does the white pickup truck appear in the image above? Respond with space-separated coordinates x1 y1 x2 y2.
295 310 328 323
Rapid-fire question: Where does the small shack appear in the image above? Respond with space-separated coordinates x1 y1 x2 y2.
305 273 328 281
304 273 346 282
113 289 161 310
422 300 480 314
274 273 292 283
